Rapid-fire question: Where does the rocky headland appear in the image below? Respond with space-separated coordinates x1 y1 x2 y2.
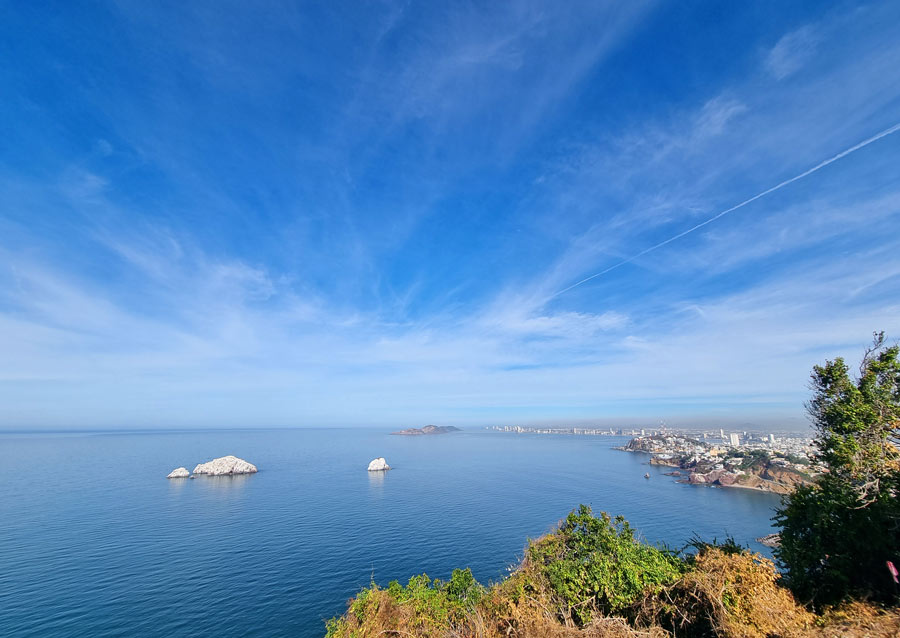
682 465 807 494
390 425 461 436
621 435 812 494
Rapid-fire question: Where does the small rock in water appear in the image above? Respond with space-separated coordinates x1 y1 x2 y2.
367 457 391 471
757 533 781 548
166 467 190 479
192 455 258 476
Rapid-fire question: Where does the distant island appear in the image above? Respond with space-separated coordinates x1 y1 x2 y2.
390 425 461 436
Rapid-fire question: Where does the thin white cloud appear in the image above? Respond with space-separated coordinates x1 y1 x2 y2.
693 97 747 140
766 25 820 80
1 227 897 428
4 2 900 430
551 120 900 298
481 308 627 340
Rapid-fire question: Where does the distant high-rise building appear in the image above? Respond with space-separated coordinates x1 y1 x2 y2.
769 433 776 445
719 428 725 439
729 433 740 447
640 428 645 436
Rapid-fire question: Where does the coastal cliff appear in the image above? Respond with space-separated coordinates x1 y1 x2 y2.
684 466 807 494
622 436 813 494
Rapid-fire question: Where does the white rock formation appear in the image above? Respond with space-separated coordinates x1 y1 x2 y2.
167 467 190 479
367 457 391 471
192 455 258 476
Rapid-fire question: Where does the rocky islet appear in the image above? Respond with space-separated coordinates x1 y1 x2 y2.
165 455 258 478
367 457 391 471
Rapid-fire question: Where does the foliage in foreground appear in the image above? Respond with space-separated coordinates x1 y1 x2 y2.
634 547 814 637
324 505 900 637
326 505 679 636
775 332 900 606
521 505 684 624
324 568 484 637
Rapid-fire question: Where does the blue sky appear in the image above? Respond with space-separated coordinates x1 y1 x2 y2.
2 1 899 429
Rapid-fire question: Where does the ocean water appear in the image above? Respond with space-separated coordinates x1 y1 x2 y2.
0 428 782 637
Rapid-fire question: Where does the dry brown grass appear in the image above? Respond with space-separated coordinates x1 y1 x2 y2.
478 564 668 638
798 601 900 638
634 549 814 637
327 549 900 638
326 588 475 638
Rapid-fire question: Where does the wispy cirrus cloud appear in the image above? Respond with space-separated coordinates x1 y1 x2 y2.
2 1 900 429
766 25 820 80
520 2 900 304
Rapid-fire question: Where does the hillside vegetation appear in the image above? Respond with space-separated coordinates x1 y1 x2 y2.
324 505 898 637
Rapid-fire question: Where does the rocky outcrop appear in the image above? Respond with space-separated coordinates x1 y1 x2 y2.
686 469 797 494
757 533 781 548
192 455 258 476
689 469 731 484
734 474 769 490
391 425 460 436
763 466 809 489
166 467 190 479
717 472 738 486
367 457 391 471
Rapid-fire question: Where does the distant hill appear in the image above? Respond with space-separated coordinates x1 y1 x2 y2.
390 425 461 436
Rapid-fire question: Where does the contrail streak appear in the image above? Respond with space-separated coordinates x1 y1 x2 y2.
552 121 900 299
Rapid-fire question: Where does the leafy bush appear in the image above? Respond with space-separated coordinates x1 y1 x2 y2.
784 453 810 466
776 472 900 606
525 505 684 624
325 503 900 637
325 568 484 637
444 567 483 604
684 535 746 557
776 333 900 606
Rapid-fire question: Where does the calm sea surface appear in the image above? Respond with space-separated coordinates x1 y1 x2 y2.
0 428 782 637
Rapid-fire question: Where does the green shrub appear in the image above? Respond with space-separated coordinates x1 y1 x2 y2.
325 568 485 637
776 333 900 606
526 504 684 624
444 567 483 604
685 534 746 557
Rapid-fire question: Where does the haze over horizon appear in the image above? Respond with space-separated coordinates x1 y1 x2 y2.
2 1 899 429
